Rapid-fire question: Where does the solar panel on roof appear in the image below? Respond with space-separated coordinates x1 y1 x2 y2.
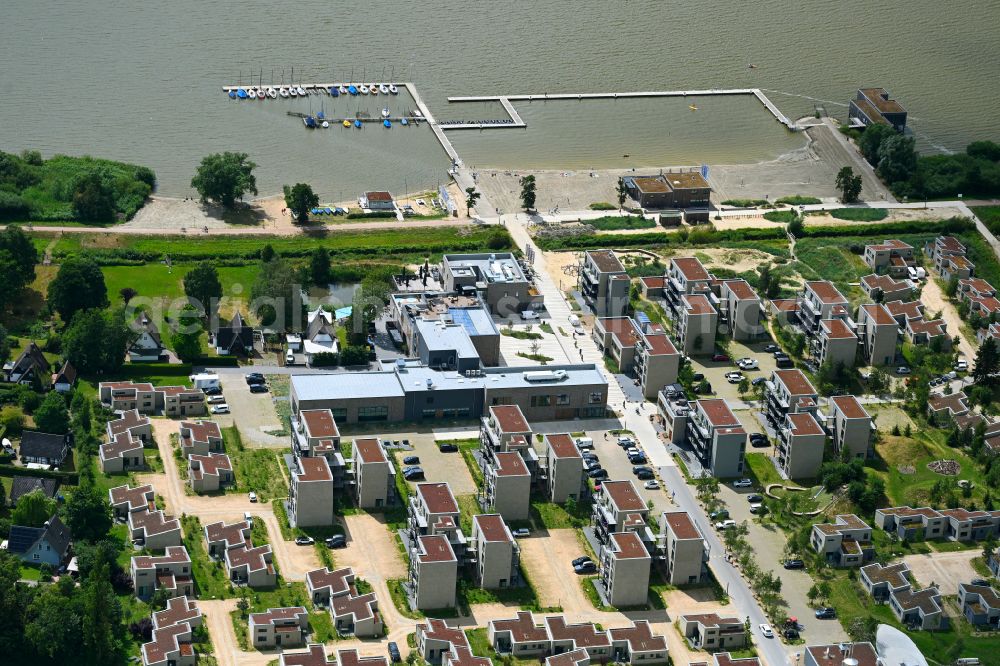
6 526 43 554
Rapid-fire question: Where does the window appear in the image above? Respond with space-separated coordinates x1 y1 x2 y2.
556 394 570 405
358 405 389 422
530 395 551 407
589 392 603 404
330 408 347 422
33 554 40 561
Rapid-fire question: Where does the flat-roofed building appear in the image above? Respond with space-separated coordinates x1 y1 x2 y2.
592 480 649 543
940 253 975 282
599 531 651 607
958 582 1000 628
608 621 668 665
864 239 915 275
939 507 1000 542
662 398 746 478
658 511 707 584
280 645 337 666
109 483 154 520
488 611 550 657
158 385 207 417
178 420 223 457
142 621 195 666
856 303 898 366
861 562 912 601
579 250 629 317
413 319 482 372
100 430 145 474
408 482 464 548
129 507 182 550
482 451 531 521
593 317 642 372
677 294 717 356
811 514 874 567
471 514 520 589
188 452 233 493
827 395 875 459
544 434 586 503
777 411 826 480
861 274 913 303
391 292 501 367
152 595 201 631
849 88 907 132
106 408 152 444
764 369 818 427
292 408 342 460
249 606 308 649
290 456 335 527
927 391 970 423
409 534 458 610
623 172 710 210
905 316 950 348
203 519 251 558
131 546 193 601
544 616 612 661
100 381 156 413
441 253 538 317
479 404 537 481
417 617 472 664
797 281 849 334
226 544 277 588
679 614 746 651
664 257 712 312
719 280 763 340
814 318 858 368
352 437 395 509
635 325 681 399
546 650 589 666
890 586 944 630
306 567 382 637
804 642 878 666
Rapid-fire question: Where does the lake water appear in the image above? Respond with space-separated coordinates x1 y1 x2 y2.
2 0 997 200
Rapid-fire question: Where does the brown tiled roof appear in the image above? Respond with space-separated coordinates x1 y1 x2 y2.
774 369 816 396
491 405 530 433
419 617 467 647
494 451 529 477
546 433 581 459
609 531 649 559
546 648 590 666
102 432 143 459
602 480 646 512
365 191 393 201
664 512 700 540
331 590 378 623
474 514 512 543
109 483 154 512
281 645 336 666
640 276 666 289
491 612 548 643
204 520 250 550
142 622 191 665
545 616 610 648
672 257 710 282
715 654 761 666
683 293 715 315
787 412 824 436
417 535 456 563
868 239 912 252
227 544 273 573
936 236 966 254
133 546 190 570
587 250 625 274
821 318 856 340
354 438 386 464
960 278 995 294
180 420 221 445
130 508 180 536
302 409 340 438
770 299 799 312
296 456 333 482
153 596 200 630
417 482 459 514
927 391 968 415
862 274 909 293
189 452 232 479
608 621 665 652
108 409 150 436
642 332 678 356
723 279 757 301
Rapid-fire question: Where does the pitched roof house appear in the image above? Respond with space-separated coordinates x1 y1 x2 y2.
6 514 72 566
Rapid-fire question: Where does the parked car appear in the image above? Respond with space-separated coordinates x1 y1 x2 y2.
204 386 223 396
295 536 315 546
751 377 767 387
249 383 269 393
636 469 655 481
326 535 347 548
632 465 653 475
207 395 226 404
710 509 729 520
759 624 774 639
574 561 597 574
725 372 744 384
747 493 763 503
628 453 647 464
955 359 969 372
643 480 660 490
588 468 608 480
783 559 805 570
438 443 458 453
616 435 635 447
715 520 737 530
245 373 265 385
732 478 753 488
749 432 767 444
388 642 401 663
896 366 911 375
749 503 764 514
572 556 593 567
244 512 253 527
971 578 990 587
775 357 794 369
210 404 230 414
248 491 258 503
763 344 780 352
815 607 837 619
711 354 730 363
737 358 759 370
575 437 594 450
691 372 705 382
402 466 425 480
695 381 713 394
582 452 599 462
512 528 530 538
403 456 420 465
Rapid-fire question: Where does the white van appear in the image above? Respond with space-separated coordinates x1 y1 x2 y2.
575 437 594 450
521 310 539 321
244 512 253 527
286 350 295 365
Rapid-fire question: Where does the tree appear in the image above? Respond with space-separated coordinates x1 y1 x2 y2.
191 151 258 208
48 256 109 323
847 616 877 643
340 345 369 366
0 224 38 311
118 287 138 305
787 215 803 237
0 323 8 365
72 172 116 222
309 247 331 286
63 308 131 376
616 178 628 211
260 244 276 262
858 124 895 166
974 337 999 387
237 586 250 617
182 261 223 316
251 257 298 330
81 561 125 665
464 187 481 215
519 175 536 211
283 182 319 223
33 391 70 434
835 166 863 203
170 304 202 362
876 134 918 184
25 583 81 662
738 377 750 398
11 489 56 527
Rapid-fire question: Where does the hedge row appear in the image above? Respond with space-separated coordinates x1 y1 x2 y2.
0 464 79 485
800 216 974 239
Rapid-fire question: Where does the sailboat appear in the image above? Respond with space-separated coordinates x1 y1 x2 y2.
343 119 352 128
689 104 698 111
381 107 390 118
400 117 408 126
339 85 348 95
228 90 237 99
389 84 399 95
354 119 362 128
383 119 391 128
379 83 389 95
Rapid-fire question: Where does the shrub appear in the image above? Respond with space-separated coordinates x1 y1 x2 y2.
582 216 656 231
345 210 396 219
829 208 888 222
588 202 616 210
310 352 339 367
0 191 30 220
775 195 821 205
721 198 769 207
763 210 799 223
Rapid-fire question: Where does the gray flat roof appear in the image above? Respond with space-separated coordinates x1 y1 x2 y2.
292 372 405 402
414 320 480 360
443 253 527 283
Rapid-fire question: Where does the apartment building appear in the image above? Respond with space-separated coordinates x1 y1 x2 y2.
607 621 668 665
860 274 913 303
100 430 144 474
803 643 878 666
905 316 950 348
827 395 875 459
885 299 925 327
292 408 343 460
593 317 643 371
178 420 223 457
131 546 193 600
351 437 395 509
408 482 463 546
658 511 707 584
142 621 195 666
797 281 849 333
958 582 1000 628
579 250 629 317
864 239 915 276
441 252 539 317
679 614 746 651
855 303 898 366
544 434 586 503
470 514 520 589
719 279 763 340
391 291 501 368
480 405 532 454
152 596 201 631
203 520 251 558
677 294 718 356
226 544 277 588
100 381 157 413
940 254 975 282
664 257 713 314
249 606 308 649
129 507 182 550
188 452 233 493
306 567 382 637
592 480 649 543
482 451 531 521
661 398 746 478
159 386 207 417
634 326 681 399
927 391 970 423
764 369 818 428
109 483 154 520
408 534 458 610
958 277 1000 319
599 531 651 607
860 562 913 601
106 408 152 444
546 650 589 666
813 318 858 368
810 514 874 567
290 456 335 527
488 611 552 658
777 411 826 481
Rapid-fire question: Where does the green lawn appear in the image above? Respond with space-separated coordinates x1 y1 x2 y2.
529 498 592 529
456 493 480 535
582 216 657 231
973 205 1000 236
230 448 287 503
873 431 990 507
180 515 234 600
829 208 888 222
103 264 259 306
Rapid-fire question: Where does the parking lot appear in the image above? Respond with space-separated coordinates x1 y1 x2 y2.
217 374 285 446
687 338 780 404
388 432 478 496
903 550 981 595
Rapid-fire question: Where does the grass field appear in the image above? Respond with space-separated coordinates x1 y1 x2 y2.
829 208 888 222
973 205 1000 236
582 216 657 231
103 264 260 306
872 430 989 507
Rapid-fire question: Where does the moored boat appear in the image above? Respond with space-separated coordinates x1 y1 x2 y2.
248 89 257 99
348 85 358 95
303 116 317 128
359 84 369 94
279 88 289 98
383 119 391 128
400 117 408 125
228 90 237 99
236 88 247 99
379 84 389 95
343 119 352 127
381 107 390 118
267 87 277 98
296 86 307 96
354 119 362 128
370 84 379 95
339 85 348 94
389 84 398 94
321 120 329 128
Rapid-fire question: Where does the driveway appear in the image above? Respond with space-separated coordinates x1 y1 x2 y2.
903 549 981 595
517 529 595 613
199 599 271 666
